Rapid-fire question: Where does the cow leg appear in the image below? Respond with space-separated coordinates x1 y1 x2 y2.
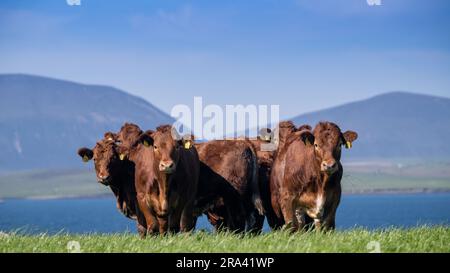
252 212 265 234
280 193 295 231
294 208 307 232
169 207 183 233
137 194 158 235
180 201 196 232
158 216 169 234
322 207 338 231
135 205 148 239
228 199 246 233
246 208 264 234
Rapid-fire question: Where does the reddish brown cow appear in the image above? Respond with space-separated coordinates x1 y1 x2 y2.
271 121 358 231
265 121 299 228
195 140 264 233
116 122 144 149
118 125 200 234
77 132 147 237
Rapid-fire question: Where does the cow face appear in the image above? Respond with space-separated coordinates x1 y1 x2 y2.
116 123 142 149
78 138 120 186
140 125 193 174
302 122 357 175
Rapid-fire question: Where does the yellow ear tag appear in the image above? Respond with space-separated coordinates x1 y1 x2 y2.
345 141 352 149
184 141 191 149
82 155 89 162
143 140 150 147
119 154 126 161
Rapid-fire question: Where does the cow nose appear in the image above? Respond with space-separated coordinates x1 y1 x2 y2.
97 175 110 185
321 161 337 173
159 161 175 173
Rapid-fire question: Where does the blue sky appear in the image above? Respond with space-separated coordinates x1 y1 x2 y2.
1 0 449 118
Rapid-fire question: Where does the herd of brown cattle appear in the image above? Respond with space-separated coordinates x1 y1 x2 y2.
78 121 357 237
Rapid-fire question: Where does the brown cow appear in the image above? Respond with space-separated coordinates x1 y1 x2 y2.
262 121 299 229
116 122 144 149
195 140 264 233
118 125 200 234
77 132 147 237
271 121 358 231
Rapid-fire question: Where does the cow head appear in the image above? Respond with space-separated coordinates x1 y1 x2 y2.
298 122 358 175
77 133 121 186
142 125 194 174
272 121 297 150
116 123 143 149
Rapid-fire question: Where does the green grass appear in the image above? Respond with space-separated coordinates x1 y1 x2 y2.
1 227 449 253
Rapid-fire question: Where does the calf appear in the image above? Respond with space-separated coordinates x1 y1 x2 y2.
195 140 264 233
272 121 358 231
77 132 147 237
118 125 200 234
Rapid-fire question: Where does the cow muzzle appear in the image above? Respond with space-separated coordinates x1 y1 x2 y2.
97 175 111 186
321 160 338 174
159 160 176 174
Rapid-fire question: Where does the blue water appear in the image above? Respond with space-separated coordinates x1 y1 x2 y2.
0 193 449 234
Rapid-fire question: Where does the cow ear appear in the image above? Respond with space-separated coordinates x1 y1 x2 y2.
181 134 195 149
78 148 93 162
297 124 312 131
342 131 358 149
139 131 154 148
104 132 117 142
258 128 272 142
296 131 315 146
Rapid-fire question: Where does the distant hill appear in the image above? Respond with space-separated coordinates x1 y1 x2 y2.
0 74 174 171
291 92 450 160
1 74 449 171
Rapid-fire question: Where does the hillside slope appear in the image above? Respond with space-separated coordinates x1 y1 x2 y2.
292 92 450 159
0 74 173 171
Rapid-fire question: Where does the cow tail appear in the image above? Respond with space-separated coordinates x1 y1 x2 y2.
250 149 265 216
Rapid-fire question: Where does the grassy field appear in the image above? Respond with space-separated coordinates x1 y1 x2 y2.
0 227 449 253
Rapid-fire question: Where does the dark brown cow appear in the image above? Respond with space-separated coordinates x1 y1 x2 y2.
248 128 277 231
271 121 358 231
77 132 147 237
194 160 247 232
118 125 200 234
195 140 264 233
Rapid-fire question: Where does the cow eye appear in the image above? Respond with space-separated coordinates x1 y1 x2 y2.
314 143 318 148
